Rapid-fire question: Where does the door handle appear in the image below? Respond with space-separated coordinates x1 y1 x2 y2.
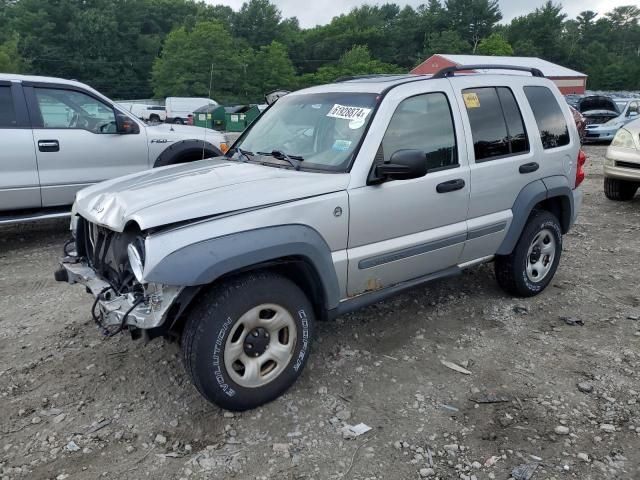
38 140 59 152
519 162 539 174
436 179 465 193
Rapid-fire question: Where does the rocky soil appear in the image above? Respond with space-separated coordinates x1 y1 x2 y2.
1 145 639 480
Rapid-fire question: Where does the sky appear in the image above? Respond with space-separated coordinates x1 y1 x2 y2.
207 0 631 28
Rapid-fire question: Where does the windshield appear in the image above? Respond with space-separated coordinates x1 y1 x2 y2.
234 92 378 171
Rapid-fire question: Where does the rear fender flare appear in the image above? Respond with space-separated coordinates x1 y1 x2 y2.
497 177 573 255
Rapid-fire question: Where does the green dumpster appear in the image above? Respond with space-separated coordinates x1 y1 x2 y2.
224 105 250 132
244 105 262 126
192 105 218 129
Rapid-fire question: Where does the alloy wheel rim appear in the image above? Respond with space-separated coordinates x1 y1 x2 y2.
224 303 297 388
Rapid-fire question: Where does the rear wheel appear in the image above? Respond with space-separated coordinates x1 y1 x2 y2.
604 177 638 201
181 271 314 411
173 118 184 125
495 211 562 297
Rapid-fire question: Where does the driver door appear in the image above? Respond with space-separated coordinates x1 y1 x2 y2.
25 85 148 207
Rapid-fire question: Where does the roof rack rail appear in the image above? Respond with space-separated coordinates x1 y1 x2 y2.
334 73 410 82
432 64 545 79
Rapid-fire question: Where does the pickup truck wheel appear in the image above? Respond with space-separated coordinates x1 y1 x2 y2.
494 211 562 297
181 272 314 411
604 177 638 201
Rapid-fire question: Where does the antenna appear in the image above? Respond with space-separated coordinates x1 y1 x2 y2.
201 62 214 160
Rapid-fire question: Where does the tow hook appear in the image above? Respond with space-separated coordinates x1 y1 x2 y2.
54 267 69 283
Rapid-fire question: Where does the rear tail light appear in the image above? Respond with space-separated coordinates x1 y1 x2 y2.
575 149 586 187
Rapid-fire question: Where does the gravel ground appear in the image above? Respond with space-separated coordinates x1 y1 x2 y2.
1 145 639 480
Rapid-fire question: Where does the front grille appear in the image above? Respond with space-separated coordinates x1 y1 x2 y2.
76 217 138 293
616 160 640 170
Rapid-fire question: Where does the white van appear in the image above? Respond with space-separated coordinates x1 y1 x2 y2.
165 97 218 124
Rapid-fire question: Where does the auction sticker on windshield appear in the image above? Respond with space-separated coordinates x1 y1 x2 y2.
327 104 372 121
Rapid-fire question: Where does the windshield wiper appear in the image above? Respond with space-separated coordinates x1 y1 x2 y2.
229 147 254 162
257 150 304 170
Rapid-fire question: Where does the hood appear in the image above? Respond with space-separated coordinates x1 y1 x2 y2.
74 159 350 232
579 96 619 115
145 123 226 143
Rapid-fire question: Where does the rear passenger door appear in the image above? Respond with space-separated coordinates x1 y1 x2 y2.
0 81 40 212
347 83 470 296
452 82 537 263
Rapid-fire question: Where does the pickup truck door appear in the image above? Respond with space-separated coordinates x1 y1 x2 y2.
24 84 149 207
0 81 41 212
346 82 471 297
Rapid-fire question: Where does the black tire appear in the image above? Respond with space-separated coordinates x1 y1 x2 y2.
181 271 314 411
494 211 562 297
173 117 184 125
149 114 160 123
604 177 638 201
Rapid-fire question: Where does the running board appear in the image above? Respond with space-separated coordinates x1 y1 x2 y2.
0 208 71 225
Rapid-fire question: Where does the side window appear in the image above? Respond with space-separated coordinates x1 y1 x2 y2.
381 92 458 171
462 87 529 162
0 86 18 128
496 87 529 155
523 86 570 149
34 88 117 134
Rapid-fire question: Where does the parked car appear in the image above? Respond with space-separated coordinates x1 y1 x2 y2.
580 95 640 142
56 66 584 411
165 97 217 124
125 103 167 123
603 117 640 201
0 74 227 224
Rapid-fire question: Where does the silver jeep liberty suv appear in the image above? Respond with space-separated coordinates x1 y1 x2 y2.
56 65 585 411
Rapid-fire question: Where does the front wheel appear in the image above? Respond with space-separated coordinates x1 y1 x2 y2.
495 211 562 297
604 177 638 201
181 272 314 411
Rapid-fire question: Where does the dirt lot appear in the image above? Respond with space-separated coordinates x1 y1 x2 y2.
1 145 639 480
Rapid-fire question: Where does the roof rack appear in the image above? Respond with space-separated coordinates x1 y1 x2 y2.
334 74 413 83
432 64 545 79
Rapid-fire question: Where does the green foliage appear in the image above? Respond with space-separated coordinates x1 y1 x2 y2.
246 41 296 100
424 30 471 56
307 45 403 85
0 35 27 73
151 21 250 104
1 0 639 100
477 33 513 56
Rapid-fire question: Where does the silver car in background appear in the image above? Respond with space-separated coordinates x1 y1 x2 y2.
581 95 640 143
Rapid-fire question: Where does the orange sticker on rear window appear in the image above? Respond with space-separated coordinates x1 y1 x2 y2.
463 92 480 109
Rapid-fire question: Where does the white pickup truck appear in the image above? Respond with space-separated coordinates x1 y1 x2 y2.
0 74 227 224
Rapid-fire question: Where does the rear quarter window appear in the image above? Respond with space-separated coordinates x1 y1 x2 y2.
523 86 570 149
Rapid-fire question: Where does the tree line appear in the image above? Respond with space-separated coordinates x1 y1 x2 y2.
0 0 638 104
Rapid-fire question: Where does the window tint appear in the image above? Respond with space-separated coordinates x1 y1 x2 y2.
34 88 117 133
381 92 457 171
463 87 529 161
523 86 570 149
0 86 17 127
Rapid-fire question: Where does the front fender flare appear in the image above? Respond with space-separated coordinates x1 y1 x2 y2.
153 139 223 167
144 225 341 311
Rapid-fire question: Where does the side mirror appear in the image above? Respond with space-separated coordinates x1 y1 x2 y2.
116 114 140 134
629 111 638 118
375 149 428 180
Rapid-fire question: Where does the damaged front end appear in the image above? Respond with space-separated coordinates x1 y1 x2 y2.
55 216 184 339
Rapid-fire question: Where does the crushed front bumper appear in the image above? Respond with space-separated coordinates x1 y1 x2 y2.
57 258 182 330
